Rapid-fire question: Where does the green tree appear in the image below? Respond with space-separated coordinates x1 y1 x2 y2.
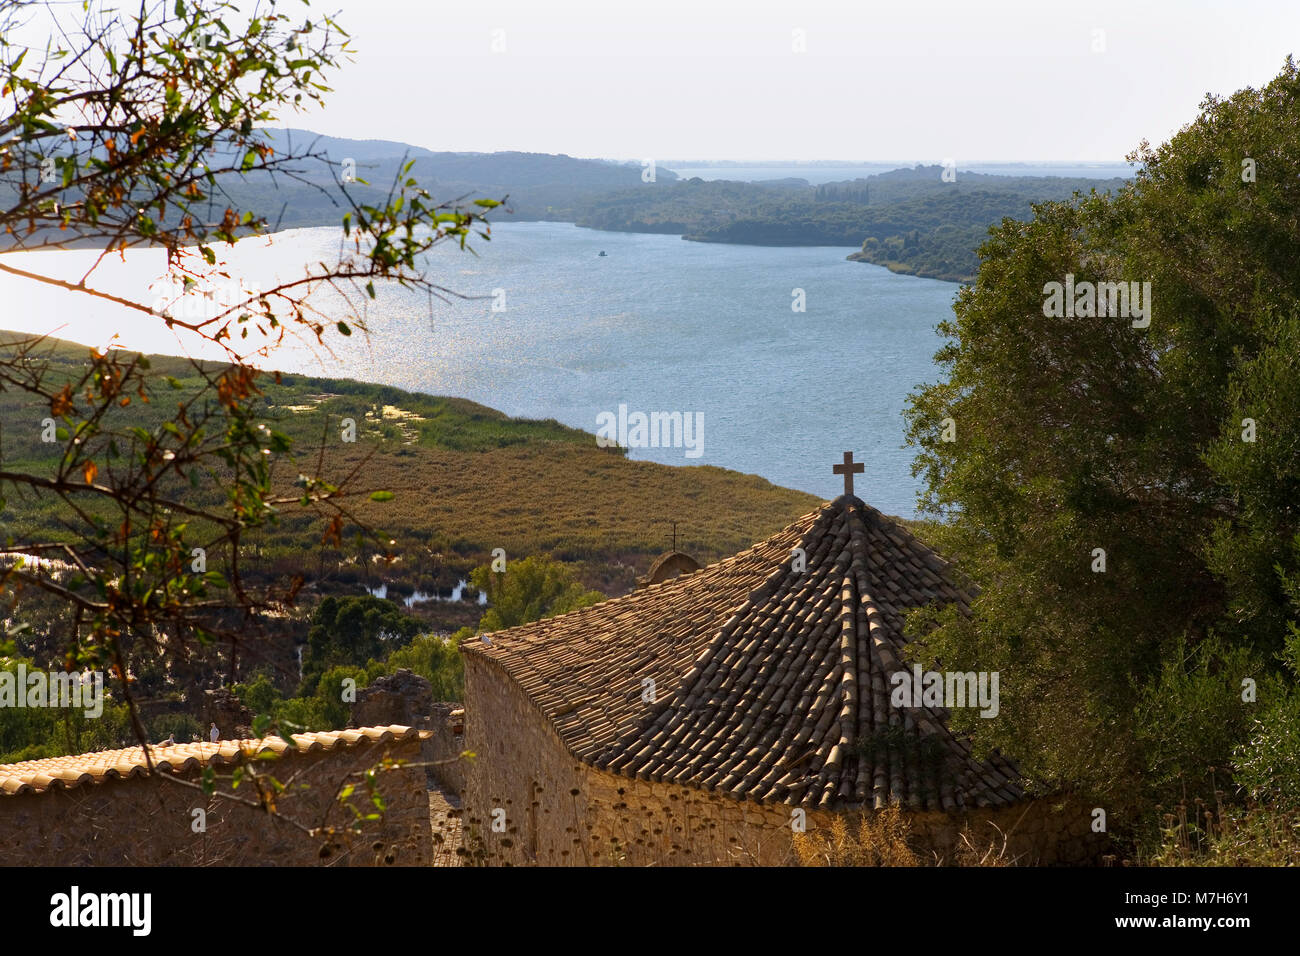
234 670 281 717
0 0 497 750
471 555 603 632
383 628 466 700
301 595 418 693
312 663 376 728
1235 630 1300 809
0 657 132 760
903 58 1300 814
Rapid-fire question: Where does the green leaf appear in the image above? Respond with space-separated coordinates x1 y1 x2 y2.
368 491 394 502
336 321 351 336
204 571 228 588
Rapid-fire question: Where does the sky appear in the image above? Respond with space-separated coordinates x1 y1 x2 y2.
296 0 1300 162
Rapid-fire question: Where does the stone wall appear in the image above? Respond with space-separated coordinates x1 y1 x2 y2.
905 797 1105 866
351 669 432 729
461 655 589 864
424 702 467 794
200 688 252 740
346 669 467 794
0 735 430 866
462 655 818 865
462 655 1107 866
577 769 805 865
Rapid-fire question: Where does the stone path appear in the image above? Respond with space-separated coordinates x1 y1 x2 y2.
428 785 463 866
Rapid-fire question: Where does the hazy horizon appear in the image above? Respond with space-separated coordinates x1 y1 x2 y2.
265 0 1299 162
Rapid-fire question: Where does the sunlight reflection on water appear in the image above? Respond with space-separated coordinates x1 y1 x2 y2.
1 222 959 517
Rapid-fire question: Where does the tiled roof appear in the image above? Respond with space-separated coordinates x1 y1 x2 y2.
0 725 419 797
464 496 1023 811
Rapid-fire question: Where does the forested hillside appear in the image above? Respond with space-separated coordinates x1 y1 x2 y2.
575 166 1129 281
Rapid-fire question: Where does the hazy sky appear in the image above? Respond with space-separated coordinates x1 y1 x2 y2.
297 0 1300 161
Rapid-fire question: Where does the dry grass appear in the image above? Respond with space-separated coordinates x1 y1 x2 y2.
0 333 824 601
792 805 1016 867
1145 795 1300 866
793 806 921 866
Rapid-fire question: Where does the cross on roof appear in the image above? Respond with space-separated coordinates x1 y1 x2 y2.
666 521 680 552
833 451 864 498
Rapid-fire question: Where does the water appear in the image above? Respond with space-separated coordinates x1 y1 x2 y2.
0 221 961 517
368 581 487 607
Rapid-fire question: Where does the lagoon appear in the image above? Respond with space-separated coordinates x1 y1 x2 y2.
0 221 960 517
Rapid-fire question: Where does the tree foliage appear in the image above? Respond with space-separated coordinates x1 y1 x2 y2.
300 594 418 692
904 58 1300 815
575 167 1128 282
0 0 496 749
470 554 604 632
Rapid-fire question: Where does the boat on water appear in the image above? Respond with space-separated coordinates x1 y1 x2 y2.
598 250 607 257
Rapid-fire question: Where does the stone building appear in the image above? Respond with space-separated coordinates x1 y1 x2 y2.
637 550 701 588
0 726 430 865
460 493 1103 866
350 668 434 729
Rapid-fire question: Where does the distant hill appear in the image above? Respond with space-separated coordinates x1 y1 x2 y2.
265 128 672 188
252 128 677 222
0 128 679 249
1 123 1128 281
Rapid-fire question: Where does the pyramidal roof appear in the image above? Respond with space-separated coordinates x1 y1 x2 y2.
463 497 1023 811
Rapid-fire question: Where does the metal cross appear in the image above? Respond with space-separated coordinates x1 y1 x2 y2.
666 521 680 552
833 451 864 498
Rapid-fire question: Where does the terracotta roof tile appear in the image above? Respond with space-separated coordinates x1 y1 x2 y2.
464 496 1023 811
0 725 419 797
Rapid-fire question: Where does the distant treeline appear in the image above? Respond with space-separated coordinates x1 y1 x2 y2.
573 166 1130 282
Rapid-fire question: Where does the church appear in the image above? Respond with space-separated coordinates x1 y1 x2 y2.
458 454 1102 865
